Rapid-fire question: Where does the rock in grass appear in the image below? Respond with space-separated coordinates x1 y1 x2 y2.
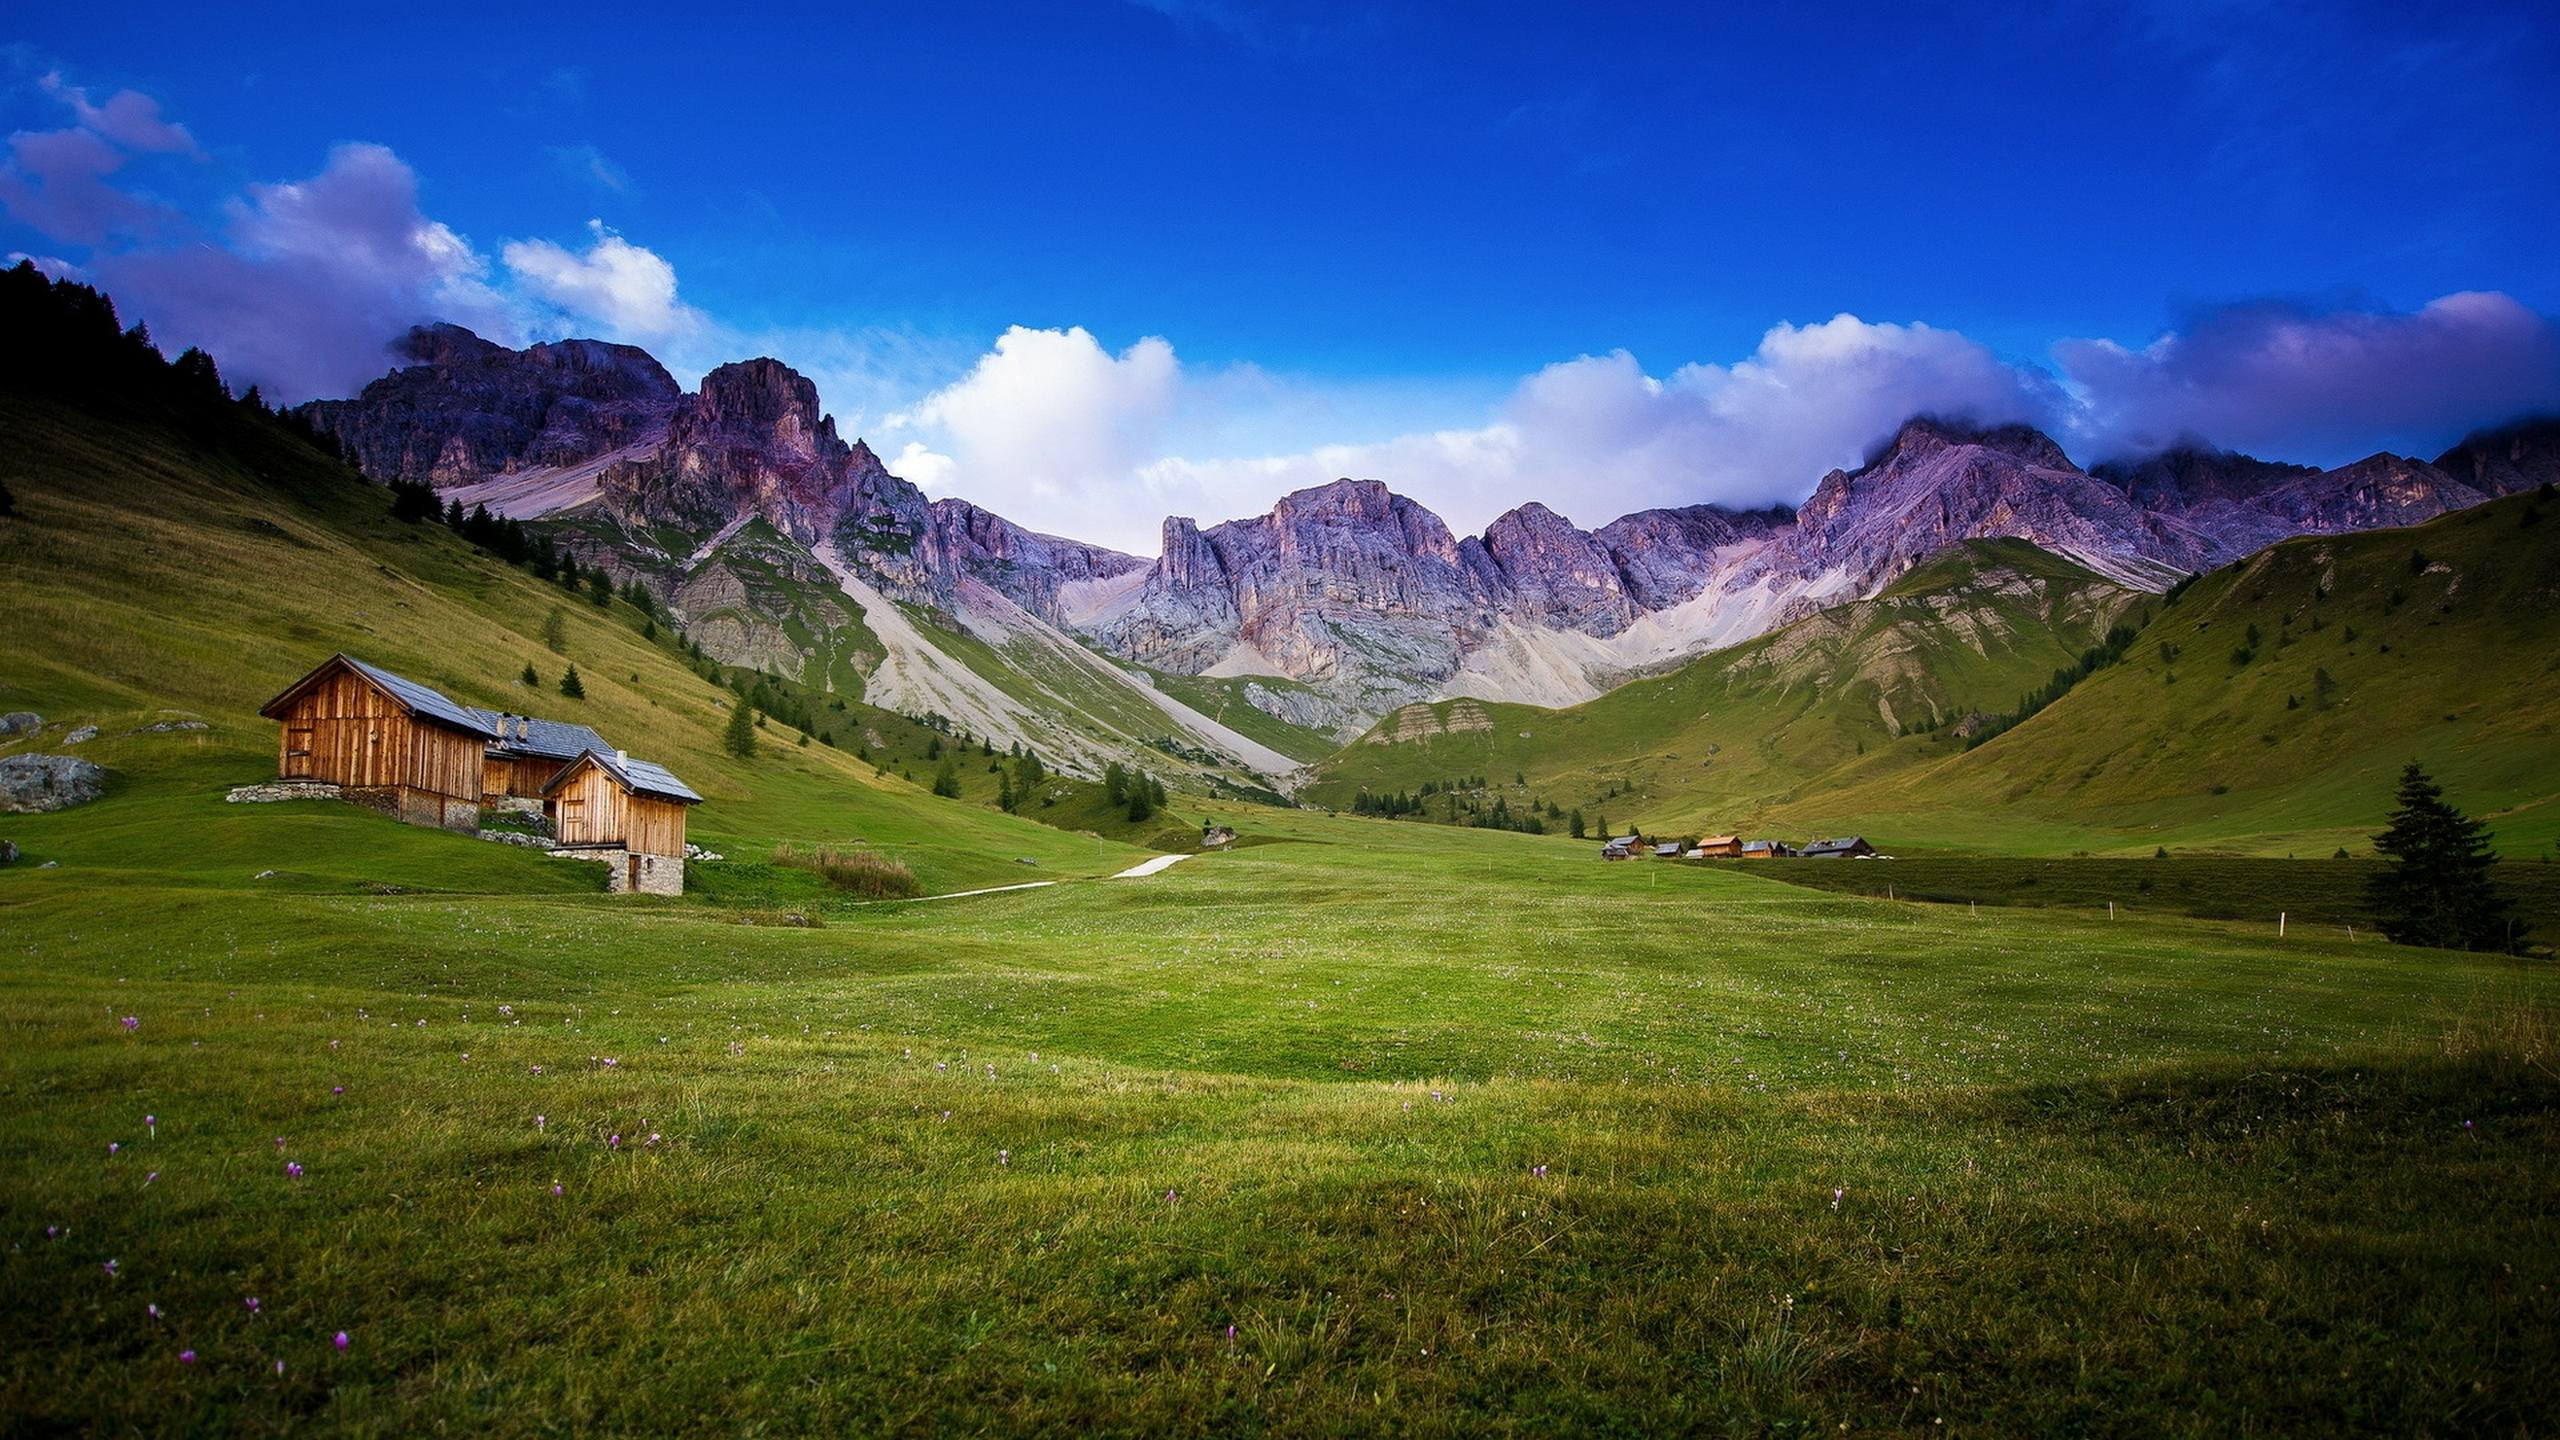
0 755 106 813
62 725 98 746
0 839 17 864
0 712 40 737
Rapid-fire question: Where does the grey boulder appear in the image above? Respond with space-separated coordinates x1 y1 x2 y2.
0 755 107 813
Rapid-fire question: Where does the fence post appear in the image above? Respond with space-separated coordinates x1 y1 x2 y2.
2279 911 2287 938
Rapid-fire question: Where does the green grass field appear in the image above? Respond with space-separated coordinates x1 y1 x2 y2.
5 797 2557 1432
6 370 2559 1432
1740 854 2560 949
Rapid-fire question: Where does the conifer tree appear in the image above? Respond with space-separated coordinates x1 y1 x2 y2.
558 665 584 699
2366 762 2515 952
723 700 758 758
520 662 539 687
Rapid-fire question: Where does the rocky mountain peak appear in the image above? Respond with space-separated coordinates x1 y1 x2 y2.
1862 415 2075 475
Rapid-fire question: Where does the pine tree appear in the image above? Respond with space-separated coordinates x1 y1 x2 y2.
586 569 612 606
1126 777 1155 823
1595 813 1609 842
2366 762 2515 952
1569 809 1586 839
723 700 758 759
931 759 962 798
997 772 1016 812
558 665 585 699
1104 761 1128 805
520 662 540 687
542 607 567 654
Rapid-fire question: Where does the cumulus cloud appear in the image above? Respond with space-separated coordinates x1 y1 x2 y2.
39 73 199 155
2056 292 2560 461
92 142 516 401
902 314 2066 549
884 326 1182 539
502 219 704 343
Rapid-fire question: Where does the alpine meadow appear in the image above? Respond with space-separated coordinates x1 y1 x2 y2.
5 5 2560 1435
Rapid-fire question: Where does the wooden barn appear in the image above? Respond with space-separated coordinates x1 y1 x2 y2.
543 748 702 895
1799 836 1878 860
258 654 498 832
1691 834 1743 858
472 710 610 806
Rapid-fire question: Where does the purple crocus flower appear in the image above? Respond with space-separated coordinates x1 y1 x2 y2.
120 1016 140 1032
273 1360 285 1376
178 1349 195 1364
145 1115 156 1136
332 1086 344 1096
102 1259 118 1278
245 1297 259 1313
550 1184 563 1197
607 1134 621 1150
334 1331 350 1351
108 1142 120 1155
285 1162 303 1179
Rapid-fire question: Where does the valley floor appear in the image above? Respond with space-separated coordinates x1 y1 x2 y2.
4 801 2555 1435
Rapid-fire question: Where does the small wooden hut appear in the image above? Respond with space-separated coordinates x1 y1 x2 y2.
258 654 496 832
543 749 702 894
1691 834 1743 858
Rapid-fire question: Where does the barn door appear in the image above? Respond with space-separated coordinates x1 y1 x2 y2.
626 855 642 892
284 728 314 778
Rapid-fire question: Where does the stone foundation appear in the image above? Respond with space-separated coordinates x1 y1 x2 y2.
550 844 685 897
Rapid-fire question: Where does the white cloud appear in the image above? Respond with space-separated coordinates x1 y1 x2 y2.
2055 291 2560 460
39 73 199 155
882 325 1182 539
94 142 518 401
955 314 2066 547
501 219 704 343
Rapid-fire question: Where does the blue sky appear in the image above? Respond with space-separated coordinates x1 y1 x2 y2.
6 1 2558 550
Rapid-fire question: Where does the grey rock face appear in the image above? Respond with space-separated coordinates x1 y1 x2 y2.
302 324 680 486
62 725 97 745
0 839 17 864
0 712 40 737
0 754 106 813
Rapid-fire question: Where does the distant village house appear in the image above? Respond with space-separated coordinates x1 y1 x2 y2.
1798 836 1877 860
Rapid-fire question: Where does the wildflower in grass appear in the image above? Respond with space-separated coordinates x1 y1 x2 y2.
998 1149 1010 1166
461 1054 470 1062
274 1137 285 1150
286 1162 303 1179
273 1360 285 1376
1225 1324 1236 1341
332 1086 343 1095
1166 1189 1178 1203
145 1115 156 1137
551 1184 562 1197
530 1066 542 1075
146 1172 157 1185
334 1331 349 1351
102 1259 118 1278
109 1141 120 1155
178 1350 195 1364
245 1297 260 1314
1831 1187 1845 1210
608 1134 621 1149
646 1133 661 1147
148 1303 160 1319
536 1115 546 1131
1532 1165 1548 1178
120 1016 139 1032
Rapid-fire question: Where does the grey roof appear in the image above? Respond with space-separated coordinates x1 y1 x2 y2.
265 655 496 737
471 709 611 762
1654 842 1683 855
1799 836 1871 856
546 748 702 804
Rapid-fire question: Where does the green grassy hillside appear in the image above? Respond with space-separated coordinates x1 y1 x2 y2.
1768 490 2560 857
0 389 1147 897
1304 538 2145 833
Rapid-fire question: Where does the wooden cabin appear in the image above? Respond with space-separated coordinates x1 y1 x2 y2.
1739 840 1789 859
543 749 702 895
1798 836 1877 860
1692 834 1743 858
472 710 609 806
258 654 497 832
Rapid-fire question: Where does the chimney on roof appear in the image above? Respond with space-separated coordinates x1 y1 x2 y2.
616 749 628 764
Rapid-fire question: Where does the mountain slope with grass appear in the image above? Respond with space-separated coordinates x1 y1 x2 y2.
0 275 1155 899
1302 538 2149 831
1767 487 2560 857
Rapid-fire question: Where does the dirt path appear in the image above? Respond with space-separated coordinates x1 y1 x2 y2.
1110 854 1193 880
